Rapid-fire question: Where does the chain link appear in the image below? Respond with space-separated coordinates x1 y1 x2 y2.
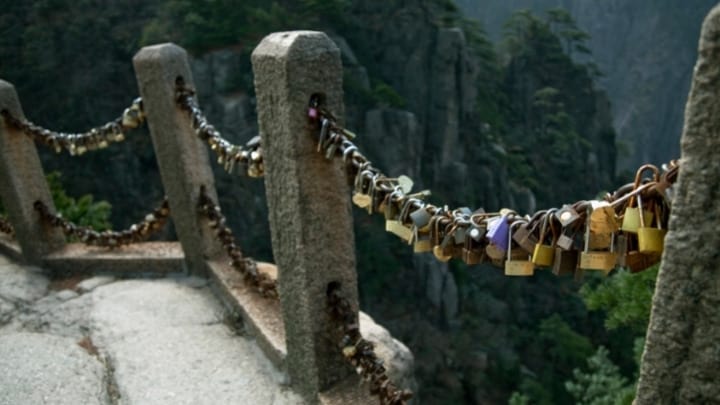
197 187 278 298
176 84 264 178
0 216 14 237
327 284 413 405
1 98 145 156
34 198 169 247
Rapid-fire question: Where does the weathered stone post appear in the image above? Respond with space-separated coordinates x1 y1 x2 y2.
133 44 223 275
0 80 65 264
636 5 720 404
252 32 358 401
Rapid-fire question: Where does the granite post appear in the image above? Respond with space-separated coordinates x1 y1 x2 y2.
133 44 223 275
252 31 358 401
0 80 65 264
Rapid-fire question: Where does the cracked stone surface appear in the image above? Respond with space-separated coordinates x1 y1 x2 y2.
0 254 304 405
0 332 108 405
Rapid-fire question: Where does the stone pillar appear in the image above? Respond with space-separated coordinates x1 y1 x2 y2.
636 5 720 404
133 44 223 275
252 31 358 401
0 80 65 264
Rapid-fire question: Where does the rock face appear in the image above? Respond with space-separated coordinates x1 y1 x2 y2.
457 0 718 173
635 5 720 403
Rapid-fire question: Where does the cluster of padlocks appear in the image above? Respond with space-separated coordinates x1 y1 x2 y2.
176 84 265 177
1 98 144 155
34 198 170 247
308 97 677 278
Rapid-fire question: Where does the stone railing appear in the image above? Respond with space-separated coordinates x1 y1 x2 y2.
0 32 414 405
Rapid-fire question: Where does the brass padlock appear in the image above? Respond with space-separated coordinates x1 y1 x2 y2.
385 197 417 242
621 164 659 233
431 216 453 262
532 209 557 267
579 217 617 275
588 200 619 234
505 221 534 276
637 195 666 254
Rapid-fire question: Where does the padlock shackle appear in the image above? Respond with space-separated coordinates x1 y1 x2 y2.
627 164 660 208
507 220 528 261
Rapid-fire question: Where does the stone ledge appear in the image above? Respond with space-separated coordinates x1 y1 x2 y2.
42 242 185 276
207 259 287 369
0 235 22 263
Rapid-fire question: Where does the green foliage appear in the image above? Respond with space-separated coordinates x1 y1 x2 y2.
141 0 350 53
499 8 610 207
580 266 659 334
508 392 531 405
513 314 595 404
47 172 112 231
565 346 636 405
371 81 406 108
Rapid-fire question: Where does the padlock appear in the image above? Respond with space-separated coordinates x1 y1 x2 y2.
532 209 557 267
513 210 544 254
556 204 581 227
637 195 666 254
617 233 658 272
410 204 433 252
556 227 577 251
552 247 578 276
462 230 486 265
588 200 619 234
580 214 617 275
505 221 534 276
431 216 453 262
486 215 510 251
621 164 659 233
385 197 417 242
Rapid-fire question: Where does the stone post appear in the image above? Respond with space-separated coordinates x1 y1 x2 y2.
635 5 720 403
0 80 65 264
133 44 223 275
252 31 358 401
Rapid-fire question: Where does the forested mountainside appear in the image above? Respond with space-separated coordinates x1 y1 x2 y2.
0 0 692 403
457 0 716 174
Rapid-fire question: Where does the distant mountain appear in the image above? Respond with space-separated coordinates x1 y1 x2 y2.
457 0 717 173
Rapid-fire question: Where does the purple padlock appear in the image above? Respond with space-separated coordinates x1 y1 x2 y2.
486 215 510 251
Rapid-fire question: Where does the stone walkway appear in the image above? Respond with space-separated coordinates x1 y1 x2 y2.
0 254 304 405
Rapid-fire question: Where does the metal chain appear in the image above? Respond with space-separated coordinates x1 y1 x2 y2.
1 98 145 156
307 96 679 272
327 284 413 405
176 84 264 178
197 187 278 298
34 198 170 247
0 216 14 237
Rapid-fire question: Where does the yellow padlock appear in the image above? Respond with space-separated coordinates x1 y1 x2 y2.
637 195 666 254
621 164 659 233
506 221 534 276
532 209 556 267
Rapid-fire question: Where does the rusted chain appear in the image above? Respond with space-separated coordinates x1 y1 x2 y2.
34 198 169 247
327 283 413 405
307 95 679 274
1 98 145 155
197 187 278 298
176 83 264 177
